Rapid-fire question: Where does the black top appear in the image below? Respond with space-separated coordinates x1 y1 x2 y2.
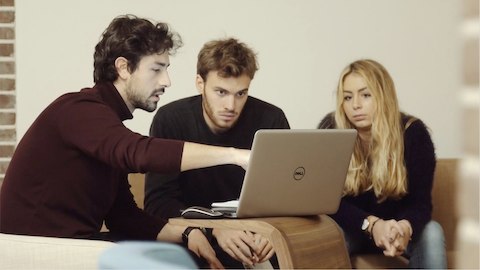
318 112 436 241
144 95 290 218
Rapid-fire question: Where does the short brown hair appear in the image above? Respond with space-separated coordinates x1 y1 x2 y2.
197 38 258 81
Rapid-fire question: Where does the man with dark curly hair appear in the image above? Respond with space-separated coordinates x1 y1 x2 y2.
0 15 250 269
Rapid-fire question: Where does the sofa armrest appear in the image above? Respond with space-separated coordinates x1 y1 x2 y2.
0 233 115 270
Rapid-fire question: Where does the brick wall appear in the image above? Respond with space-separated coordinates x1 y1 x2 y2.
0 0 14 186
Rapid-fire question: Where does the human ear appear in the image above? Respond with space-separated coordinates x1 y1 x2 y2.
195 74 205 94
114 57 130 80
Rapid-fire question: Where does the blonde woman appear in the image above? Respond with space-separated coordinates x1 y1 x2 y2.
318 59 446 268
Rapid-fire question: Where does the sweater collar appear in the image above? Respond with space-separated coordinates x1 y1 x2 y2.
93 82 133 121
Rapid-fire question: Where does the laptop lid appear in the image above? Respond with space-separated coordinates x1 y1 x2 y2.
234 129 357 218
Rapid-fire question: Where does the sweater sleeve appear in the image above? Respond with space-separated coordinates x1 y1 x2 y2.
57 98 184 174
329 198 373 241
397 120 436 240
105 174 166 240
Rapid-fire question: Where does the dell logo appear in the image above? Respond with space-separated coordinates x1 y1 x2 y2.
293 167 305 181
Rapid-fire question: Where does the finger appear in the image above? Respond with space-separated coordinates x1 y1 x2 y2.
383 248 396 257
208 257 225 270
240 232 260 254
245 230 255 239
233 238 256 260
392 222 406 237
380 236 394 251
222 247 241 262
256 238 273 259
198 244 224 269
388 226 399 242
258 248 276 263
382 242 397 257
228 244 254 265
258 244 275 262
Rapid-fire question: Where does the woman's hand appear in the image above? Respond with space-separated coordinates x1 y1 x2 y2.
390 220 413 255
371 219 412 257
371 219 398 256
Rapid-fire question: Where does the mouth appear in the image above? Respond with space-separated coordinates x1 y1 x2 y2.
218 112 237 122
352 114 366 121
150 89 165 101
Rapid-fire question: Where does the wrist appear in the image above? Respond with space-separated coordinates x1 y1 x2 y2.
369 218 381 236
361 216 379 236
182 227 206 246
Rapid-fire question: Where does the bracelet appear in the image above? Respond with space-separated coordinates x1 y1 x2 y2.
369 218 381 239
182 227 206 245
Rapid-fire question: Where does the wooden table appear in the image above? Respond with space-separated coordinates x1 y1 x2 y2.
170 215 351 269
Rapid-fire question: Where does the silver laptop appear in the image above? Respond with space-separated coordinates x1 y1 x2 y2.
211 129 357 218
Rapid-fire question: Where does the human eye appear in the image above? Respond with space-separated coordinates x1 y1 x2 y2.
152 64 167 73
236 90 248 97
363 92 372 98
216 89 227 96
343 95 352 101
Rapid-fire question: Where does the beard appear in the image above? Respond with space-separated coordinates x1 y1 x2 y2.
202 94 239 133
125 83 159 112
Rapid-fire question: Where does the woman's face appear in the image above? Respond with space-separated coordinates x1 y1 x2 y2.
341 73 375 131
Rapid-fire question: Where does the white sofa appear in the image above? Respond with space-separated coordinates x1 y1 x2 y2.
0 232 115 269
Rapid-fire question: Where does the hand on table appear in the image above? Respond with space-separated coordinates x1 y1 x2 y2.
213 228 274 267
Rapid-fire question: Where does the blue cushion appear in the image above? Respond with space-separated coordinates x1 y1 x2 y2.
98 241 197 269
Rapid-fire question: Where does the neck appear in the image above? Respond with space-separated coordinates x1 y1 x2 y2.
113 80 135 113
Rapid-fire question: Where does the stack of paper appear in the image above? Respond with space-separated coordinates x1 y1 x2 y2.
211 199 239 213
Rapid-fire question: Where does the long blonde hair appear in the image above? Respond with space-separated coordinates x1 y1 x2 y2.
335 59 407 202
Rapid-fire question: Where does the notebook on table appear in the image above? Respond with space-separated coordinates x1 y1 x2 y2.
211 129 357 218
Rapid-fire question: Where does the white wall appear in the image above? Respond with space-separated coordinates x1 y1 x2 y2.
16 0 462 157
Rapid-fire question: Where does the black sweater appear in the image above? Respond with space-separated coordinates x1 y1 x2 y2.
318 113 436 241
144 95 290 218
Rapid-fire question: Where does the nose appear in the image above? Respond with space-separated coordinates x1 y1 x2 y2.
224 95 235 111
352 96 361 110
159 70 171 88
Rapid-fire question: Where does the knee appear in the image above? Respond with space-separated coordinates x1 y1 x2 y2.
420 220 445 243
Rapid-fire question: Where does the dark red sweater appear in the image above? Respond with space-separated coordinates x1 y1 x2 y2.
0 82 184 240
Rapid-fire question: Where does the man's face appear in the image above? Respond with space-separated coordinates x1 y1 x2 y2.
125 52 171 112
196 71 251 134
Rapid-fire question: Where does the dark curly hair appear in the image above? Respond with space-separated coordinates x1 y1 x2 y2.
93 14 182 83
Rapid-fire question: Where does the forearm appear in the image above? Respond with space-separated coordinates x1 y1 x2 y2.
144 172 185 218
156 223 183 243
180 142 248 171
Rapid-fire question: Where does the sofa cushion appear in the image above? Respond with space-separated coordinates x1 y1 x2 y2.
0 233 115 270
98 241 197 269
